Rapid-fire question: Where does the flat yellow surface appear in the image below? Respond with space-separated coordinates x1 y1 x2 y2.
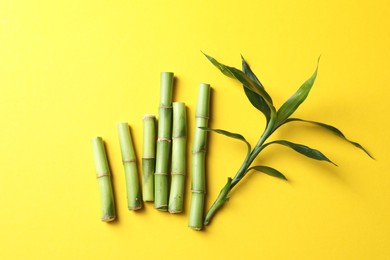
0 1 389 259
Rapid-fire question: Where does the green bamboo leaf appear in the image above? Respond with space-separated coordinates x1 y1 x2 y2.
203 52 274 107
199 127 251 155
264 140 337 166
241 55 271 122
283 118 374 159
248 165 288 181
275 58 320 127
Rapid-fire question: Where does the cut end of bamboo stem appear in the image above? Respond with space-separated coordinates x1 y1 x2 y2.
143 114 156 119
188 225 203 231
101 216 116 222
168 209 182 214
154 205 168 211
129 206 142 211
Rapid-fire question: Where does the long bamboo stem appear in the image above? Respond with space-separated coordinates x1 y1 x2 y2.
188 83 211 230
142 114 156 202
168 102 187 213
154 72 174 211
91 137 116 222
117 123 142 210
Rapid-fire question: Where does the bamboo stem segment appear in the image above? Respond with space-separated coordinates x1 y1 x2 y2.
142 114 156 202
188 83 211 230
154 72 174 211
91 137 116 222
117 123 142 210
168 102 187 213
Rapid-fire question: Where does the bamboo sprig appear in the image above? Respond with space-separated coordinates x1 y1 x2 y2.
202 53 374 226
142 114 156 202
168 102 187 213
154 72 174 211
188 83 211 230
117 123 142 210
91 137 116 222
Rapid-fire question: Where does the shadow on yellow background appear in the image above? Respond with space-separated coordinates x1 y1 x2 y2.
0 0 388 259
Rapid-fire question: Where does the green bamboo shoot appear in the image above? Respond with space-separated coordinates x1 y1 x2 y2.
154 72 174 211
168 102 187 213
188 83 211 230
201 53 373 227
117 123 142 210
91 137 116 222
142 114 156 201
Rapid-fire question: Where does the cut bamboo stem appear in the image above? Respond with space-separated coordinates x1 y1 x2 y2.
117 123 142 210
188 83 211 230
154 72 174 211
168 102 187 213
91 137 116 222
142 114 156 202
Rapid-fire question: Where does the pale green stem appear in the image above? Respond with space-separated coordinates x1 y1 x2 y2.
117 123 142 210
188 83 211 230
168 102 187 213
142 114 156 202
154 72 174 211
91 137 116 222
204 113 276 225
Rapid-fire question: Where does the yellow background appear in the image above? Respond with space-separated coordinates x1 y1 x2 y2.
1 0 389 259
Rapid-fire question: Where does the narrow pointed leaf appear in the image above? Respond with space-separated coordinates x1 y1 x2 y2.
248 165 288 181
241 55 271 122
203 52 274 106
265 140 337 166
283 118 374 159
275 58 320 127
199 127 251 155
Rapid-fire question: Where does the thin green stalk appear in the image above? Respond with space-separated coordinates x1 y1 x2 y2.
231 115 276 187
154 72 174 211
91 137 116 222
201 53 372 228
142 114 156 202
204 115 276 225
188 83 211 230
168 102 187 213
117 123 142 210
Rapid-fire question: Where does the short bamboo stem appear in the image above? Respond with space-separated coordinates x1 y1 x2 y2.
117 123 142 210
142 114 156 202
188 83 211 230
91 137 116 222
168 102 187 213
154 72 174 211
